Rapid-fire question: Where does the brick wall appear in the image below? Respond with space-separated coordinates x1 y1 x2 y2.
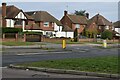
39 21 54 31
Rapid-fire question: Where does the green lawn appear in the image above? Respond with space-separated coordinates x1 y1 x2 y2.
52 40 119 44
17 56 119 74
2 41 45 46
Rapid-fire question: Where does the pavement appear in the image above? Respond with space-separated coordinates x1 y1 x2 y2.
2 67 104 78
6 65 119 79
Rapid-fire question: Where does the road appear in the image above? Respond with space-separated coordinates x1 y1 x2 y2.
1 44 119 79
2 45 118 66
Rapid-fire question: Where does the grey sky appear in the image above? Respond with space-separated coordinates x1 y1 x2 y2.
7 2 118 22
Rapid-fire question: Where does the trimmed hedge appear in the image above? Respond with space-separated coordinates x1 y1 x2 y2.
2 27 22 33
23 31 43 35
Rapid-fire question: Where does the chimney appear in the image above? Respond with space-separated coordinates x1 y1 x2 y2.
64 10 68 16
86 13 89 19
2 3 6 27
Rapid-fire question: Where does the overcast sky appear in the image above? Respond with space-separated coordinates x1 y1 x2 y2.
6 2 119 22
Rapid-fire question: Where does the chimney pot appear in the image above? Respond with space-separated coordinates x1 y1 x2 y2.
2 3 6 6
86 13 89 19
64 10 68 16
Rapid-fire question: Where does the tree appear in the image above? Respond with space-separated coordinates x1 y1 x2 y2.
74 28 78 42
101 30 113 40
74 10 86 16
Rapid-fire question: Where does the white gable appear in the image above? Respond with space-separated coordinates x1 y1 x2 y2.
15 12 27 19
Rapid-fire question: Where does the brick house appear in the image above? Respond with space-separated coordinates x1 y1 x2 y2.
113 20 120 37
60 11 88 36
0 3 74 38
87 14 113 33
0 3 40 31
25 11 63 37
25 11 74 38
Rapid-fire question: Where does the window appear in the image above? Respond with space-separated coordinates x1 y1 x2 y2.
8 19 11 27
105 26 109 29
59 26 61 31
44 22 49 27
25 20 28 25
14 20 22 25
20 13 22 18
99 26 101 29
75 24 80 28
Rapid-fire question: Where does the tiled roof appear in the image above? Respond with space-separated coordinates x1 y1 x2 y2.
62 25 73 32
113 21 120 28
89 14 112 26
67 14 87 24
0 5 33 20
25 11 62 26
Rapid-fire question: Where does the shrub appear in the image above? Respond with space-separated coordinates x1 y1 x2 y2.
74 28 78 42
101 30 113 40
2 27 22 33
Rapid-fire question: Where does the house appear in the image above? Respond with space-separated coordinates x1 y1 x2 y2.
25 11 74 38
0 3 41 31
25 11 64 38
87 14 113 34
113 20 120 36
60 11 87 38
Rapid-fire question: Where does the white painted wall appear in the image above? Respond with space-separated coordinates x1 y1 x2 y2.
115 28 120 36
53 23 73 38
54 23 62 32
6 11 27 28
56 32 73 38
6 19 14 27
15 12 27 19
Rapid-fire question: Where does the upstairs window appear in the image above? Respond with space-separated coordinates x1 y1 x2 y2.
75 24 80 28
105 26 109 29
14 20 22 25
44 22 49 27
99 26 101 29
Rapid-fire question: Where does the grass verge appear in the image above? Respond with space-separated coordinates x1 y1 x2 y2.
17 56 118 74
2 41 45 46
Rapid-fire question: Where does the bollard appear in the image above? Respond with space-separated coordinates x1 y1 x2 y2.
103 40 107 48
62 39 66 49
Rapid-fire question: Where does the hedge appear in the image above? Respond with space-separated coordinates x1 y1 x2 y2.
2 27 22 33
23 31 43 35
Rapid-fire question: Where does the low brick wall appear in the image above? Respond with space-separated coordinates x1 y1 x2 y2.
79 38 94 42
41 37 70 43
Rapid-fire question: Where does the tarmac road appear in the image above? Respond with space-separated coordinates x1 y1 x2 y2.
2 45 118 66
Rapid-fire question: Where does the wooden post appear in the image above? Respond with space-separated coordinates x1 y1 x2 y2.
23 34 26 42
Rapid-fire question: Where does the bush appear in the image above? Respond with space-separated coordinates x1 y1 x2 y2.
74 28 78 42
101 30 113 40
2 27 22 33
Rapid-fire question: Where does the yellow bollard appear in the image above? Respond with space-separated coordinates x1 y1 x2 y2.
103 40 107 48
62 39 66 49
